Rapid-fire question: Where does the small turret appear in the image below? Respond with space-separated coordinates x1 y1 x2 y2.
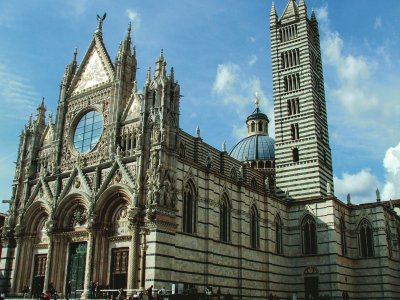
154 49 166 80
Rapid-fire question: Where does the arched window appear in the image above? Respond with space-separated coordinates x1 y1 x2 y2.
179 142 186 158
359 219 374 257
386 223 392 258
258 121 263 132
302 215 317 255
220 195 231 242
250 205 259 249
230 168 237 180
251 122 255 132
292 148 299 162
340 217 347 256
183 180 196 234
251 177 257 189
275 214 283 254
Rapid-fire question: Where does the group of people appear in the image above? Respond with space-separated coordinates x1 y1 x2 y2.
89 281 102 299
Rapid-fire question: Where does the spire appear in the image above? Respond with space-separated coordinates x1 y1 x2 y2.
38 97 46 112
270 2 277 16
376 188 381 202
154 49 166 79
122 22 132 53
270 2 278 24
255 92 260 109
146 67 151 83
281 0 299 21
311 9 317 22
299 0 307 16
95 13 107 37
170 67 174 82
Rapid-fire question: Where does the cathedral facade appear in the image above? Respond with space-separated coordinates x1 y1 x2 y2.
1 1 400 299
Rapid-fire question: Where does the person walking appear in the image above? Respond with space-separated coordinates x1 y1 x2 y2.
146 285 154 300
65 281 71 300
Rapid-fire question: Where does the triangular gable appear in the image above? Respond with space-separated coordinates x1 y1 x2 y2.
280 0 299 22
59 167 93 200
39 124 55 147
27 177 53 206
97 159 136 197
122 93 143 122
70 35 114 96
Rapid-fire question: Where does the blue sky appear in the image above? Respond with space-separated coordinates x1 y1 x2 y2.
0 0 399 212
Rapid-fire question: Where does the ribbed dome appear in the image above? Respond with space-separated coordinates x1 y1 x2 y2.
230 134 275 161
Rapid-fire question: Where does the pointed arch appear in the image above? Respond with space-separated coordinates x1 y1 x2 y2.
55 192 91 229
251 177 258 189
230 167 238 181
220 193 231 242
179 141 186 158
250 204 259 248
302 214 317 255
182 179 197 234
358 218 374 257
275 214 283 254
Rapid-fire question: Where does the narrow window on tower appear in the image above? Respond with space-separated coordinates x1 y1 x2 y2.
294 123 299 139
290 124 295 140
251 122 255 132
292 148 299 162
287 100 292 116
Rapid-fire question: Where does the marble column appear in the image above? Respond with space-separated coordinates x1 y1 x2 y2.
43 234 53 292
10 237 23 294
139 232 148 289
81 230 94 299
127 224 139 294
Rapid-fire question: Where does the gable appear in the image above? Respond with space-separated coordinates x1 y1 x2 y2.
72 47 111 95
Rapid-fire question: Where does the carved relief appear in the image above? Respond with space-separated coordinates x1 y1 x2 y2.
70 206 88 228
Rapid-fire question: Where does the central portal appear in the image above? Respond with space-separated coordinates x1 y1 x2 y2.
110 247 129 289
67 242 87 296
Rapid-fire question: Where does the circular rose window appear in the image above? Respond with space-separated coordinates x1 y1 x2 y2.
73 110 103 153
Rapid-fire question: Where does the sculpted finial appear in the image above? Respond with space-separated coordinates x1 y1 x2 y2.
96 13 107 34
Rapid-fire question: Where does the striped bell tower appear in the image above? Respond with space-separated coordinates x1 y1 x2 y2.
270 0 333 200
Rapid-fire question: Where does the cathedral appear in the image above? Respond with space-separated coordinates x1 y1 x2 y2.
1 1 400 299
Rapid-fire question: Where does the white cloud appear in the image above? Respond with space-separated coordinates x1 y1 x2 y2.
382 142 400 199
249 37 256 43
126 9 141 29
64 0 90 16
213 62 275 139
0 64 39 119
212 62 275 139
334 169 380 204
374 17 382 29
213 63 239 94
248 55 258 66
315 5 329 24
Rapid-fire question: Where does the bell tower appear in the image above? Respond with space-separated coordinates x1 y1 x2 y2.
270 0 333 200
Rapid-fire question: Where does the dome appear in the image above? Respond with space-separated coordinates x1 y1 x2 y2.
230 134 275 161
